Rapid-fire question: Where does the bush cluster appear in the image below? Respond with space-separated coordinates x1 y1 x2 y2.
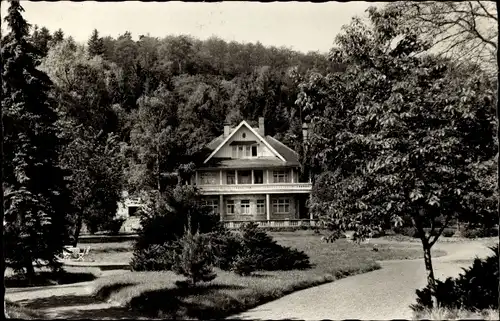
411 245 499 311
130 188 310 277
130 243 177 271
455 226 498 238
209 222 311 275
102 217 126 235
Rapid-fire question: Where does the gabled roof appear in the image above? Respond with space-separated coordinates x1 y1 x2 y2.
203 121 286 163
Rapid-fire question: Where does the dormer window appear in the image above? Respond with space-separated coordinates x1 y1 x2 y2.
231 142 258 158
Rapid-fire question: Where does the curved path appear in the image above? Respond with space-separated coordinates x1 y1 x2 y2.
229 239 495 320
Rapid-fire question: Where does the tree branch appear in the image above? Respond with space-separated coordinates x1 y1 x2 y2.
429 214 452 248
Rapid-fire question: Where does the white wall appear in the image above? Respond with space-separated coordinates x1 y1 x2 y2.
213 126 276 158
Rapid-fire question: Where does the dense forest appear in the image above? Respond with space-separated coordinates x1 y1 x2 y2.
32 27 334 191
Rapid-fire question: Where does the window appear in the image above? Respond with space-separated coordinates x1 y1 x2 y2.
254 170 264 184
241 200 250 214
273 170 289 183
242 132 246 138
251 145 258 156
128 206 140 217
273 198 290 214
238 170 251 184
231 144 258 159
200 171 217 185
257 199 265 214
226 200 235 214
203 199 219 214
226 171 236 184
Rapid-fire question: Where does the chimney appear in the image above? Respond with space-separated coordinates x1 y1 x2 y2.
224 125 230 137
258 117 265 136
302 123 309 142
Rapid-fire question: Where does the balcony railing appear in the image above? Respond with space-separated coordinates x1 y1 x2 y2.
223 219 321 229
198 182 312 195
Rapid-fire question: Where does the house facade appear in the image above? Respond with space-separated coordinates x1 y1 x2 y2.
192 118 314 228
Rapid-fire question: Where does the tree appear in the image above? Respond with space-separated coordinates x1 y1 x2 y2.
41 39 119 134
59 125 124 244
30 25 52 59
87 28 104 57
2 1 72 281
298 8 497 306
171 224 217 286
383 2 497 76
50 28 64 47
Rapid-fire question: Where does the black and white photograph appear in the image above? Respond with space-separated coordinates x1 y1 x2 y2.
1 1 499 320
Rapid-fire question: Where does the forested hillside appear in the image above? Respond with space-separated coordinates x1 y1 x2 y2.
31 27 332 193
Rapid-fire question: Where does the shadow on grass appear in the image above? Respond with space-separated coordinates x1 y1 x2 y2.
5 271 97 288
46 306 148 320
130 283 246 319
94 282 138 300
19 295 99 310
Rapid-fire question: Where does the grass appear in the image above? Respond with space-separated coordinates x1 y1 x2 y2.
76 241 134 263
88 231 443 319
4 266 101 288
6 300 46 319
413 307 499 320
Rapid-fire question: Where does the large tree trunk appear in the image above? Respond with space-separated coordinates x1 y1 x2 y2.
422 240 438 308
25 257 35 285
72 215 83 247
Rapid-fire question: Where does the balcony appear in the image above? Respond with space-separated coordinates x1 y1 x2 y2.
198 182 312 195
223 219 320 229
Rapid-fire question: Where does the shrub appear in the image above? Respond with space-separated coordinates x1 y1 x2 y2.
412 245 499 311
460 226 498 238
131 187 223 271
230 248 257 276
103 218 126 235
171 227 216 286
395 226 419 238
239 222 311 271
205 230 243 271
441 229 455 238
130 243 178 271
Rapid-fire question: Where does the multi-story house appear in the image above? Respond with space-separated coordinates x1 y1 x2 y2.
117 117 314 232
192 117 314 229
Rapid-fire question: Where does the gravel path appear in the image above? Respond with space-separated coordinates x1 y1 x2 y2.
229 240 495 320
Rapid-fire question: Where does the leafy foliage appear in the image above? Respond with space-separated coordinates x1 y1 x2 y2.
298 7 497 303
301 7 496 246
130 243 178 272
412 245 499 311
133 185 221 252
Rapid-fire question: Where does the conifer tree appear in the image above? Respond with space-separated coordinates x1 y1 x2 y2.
1 1 72 281
87 28 104 57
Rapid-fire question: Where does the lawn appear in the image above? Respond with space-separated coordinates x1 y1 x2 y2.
87 231 445 319
6 300 46 319
76 241 134 263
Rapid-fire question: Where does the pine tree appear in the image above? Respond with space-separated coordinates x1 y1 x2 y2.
2 1 72 281
87 29 104 57
50 28 64 47
171 219 216 286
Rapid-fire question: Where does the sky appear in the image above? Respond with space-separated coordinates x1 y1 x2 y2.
1 1 380 54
